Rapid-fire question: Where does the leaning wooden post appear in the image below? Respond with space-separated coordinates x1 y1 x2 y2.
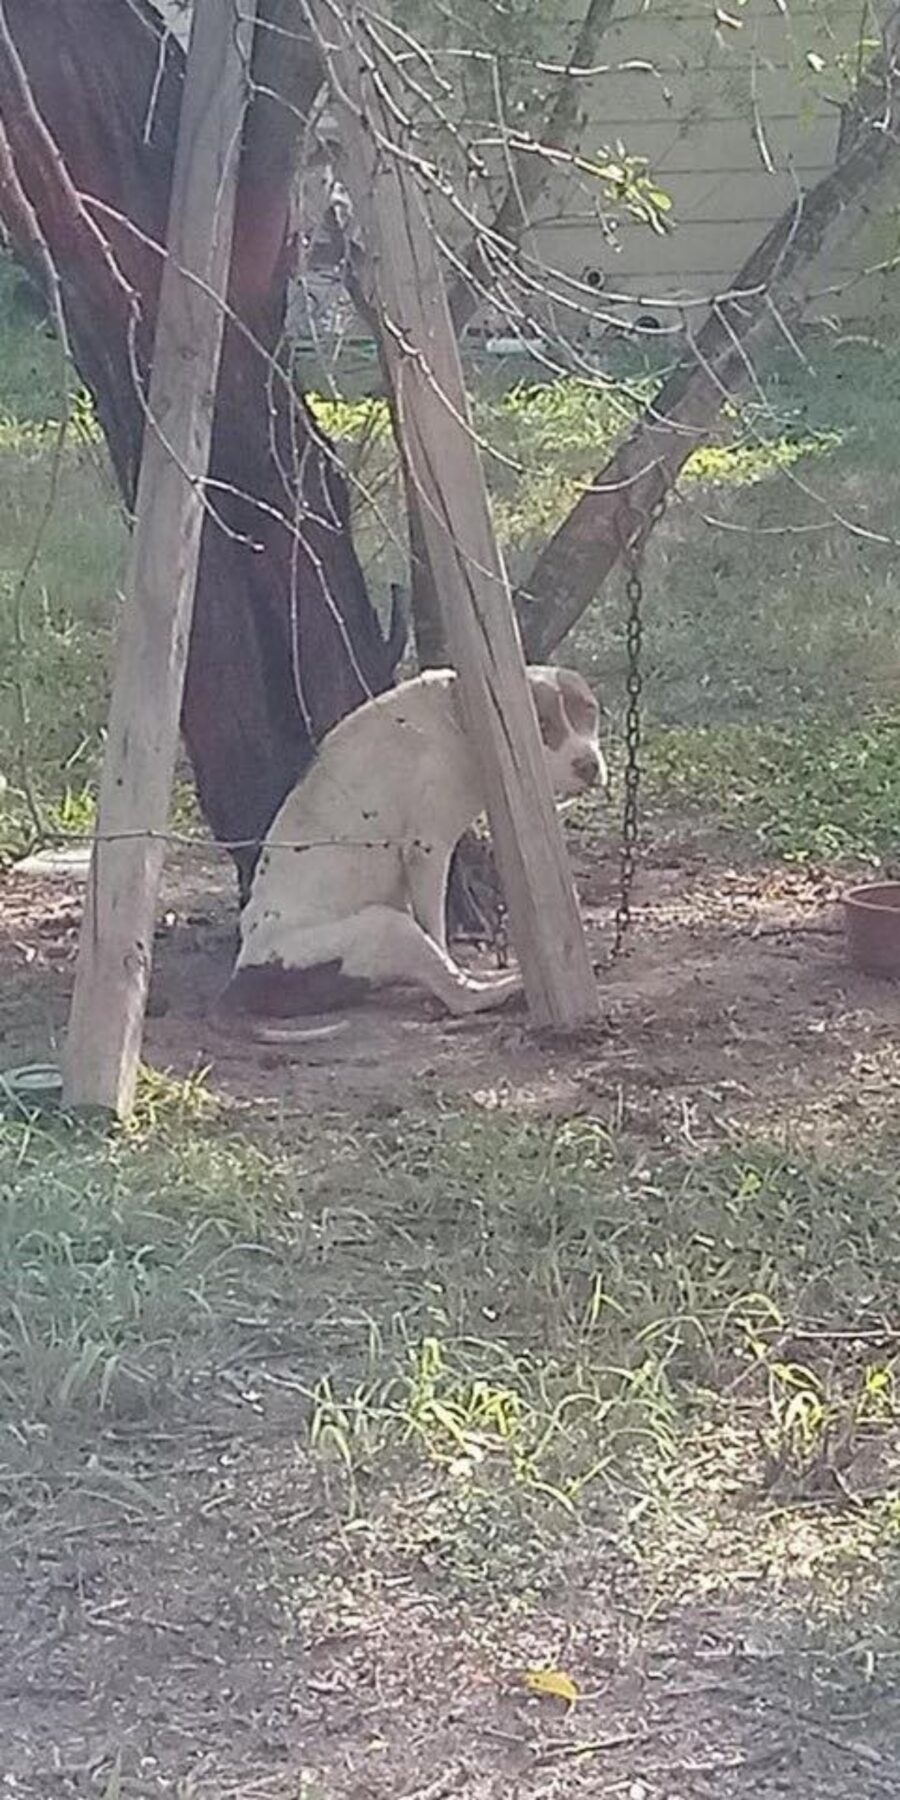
62 0 257 1116
308 0 599 1031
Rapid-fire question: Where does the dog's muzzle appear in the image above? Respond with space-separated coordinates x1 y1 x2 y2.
571 749 605 790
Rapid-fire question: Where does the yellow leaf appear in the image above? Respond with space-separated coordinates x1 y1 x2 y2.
523 1668 579 1705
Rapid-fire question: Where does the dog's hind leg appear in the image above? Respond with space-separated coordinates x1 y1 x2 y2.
339 905 522 1015
404 846 451 951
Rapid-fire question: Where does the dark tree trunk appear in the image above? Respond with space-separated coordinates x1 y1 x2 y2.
0 0 394 891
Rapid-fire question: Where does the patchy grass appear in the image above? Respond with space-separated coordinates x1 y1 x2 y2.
0 1076 275 1425
644 712 900 863
5 1093 900 1534
5 935 900 1793
1 254 899 875
5 1100 899 1796
4 174 900 1800
2 1073 899 1796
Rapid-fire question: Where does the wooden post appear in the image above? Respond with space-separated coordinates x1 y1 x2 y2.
308 1 599 1030
62 0 257 1116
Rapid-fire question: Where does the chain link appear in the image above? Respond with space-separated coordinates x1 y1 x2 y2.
611 551 644 961
458 494 664 972
609 494 665 963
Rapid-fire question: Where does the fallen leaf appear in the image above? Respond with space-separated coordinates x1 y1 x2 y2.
523 1667 579 1705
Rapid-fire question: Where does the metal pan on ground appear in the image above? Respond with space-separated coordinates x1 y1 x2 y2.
0 1064 64 1114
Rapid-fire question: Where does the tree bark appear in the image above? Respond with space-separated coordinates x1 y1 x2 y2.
0 0 394 891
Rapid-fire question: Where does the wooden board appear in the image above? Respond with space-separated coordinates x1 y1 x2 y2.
62 0 257 1114
309 0 598 1030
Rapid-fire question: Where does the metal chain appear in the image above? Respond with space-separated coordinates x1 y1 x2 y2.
611 547 644 961
608 496 673 957
608 492 667 962
462 494 664 973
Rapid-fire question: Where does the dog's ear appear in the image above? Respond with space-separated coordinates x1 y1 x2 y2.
530 673 568 751
556 668 600 737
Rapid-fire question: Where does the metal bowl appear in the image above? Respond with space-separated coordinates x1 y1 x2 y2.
0 1063 64 1113
844 882 900 978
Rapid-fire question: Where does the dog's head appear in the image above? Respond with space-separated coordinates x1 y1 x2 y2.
528 665 606 799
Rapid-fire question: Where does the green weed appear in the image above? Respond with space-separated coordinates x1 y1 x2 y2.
644 713 900 862
1 257 899 872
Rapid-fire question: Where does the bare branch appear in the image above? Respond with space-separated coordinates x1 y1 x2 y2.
327 0 621 667
520 11 900 661
448 0 619 337
0 0 393 890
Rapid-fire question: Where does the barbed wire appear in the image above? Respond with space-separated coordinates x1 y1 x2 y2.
0 0 897 880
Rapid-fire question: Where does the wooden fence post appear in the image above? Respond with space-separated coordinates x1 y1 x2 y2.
307 0 599 1030
62 0 257 1115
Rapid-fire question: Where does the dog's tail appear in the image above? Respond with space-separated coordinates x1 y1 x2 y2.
247 1018 349 1045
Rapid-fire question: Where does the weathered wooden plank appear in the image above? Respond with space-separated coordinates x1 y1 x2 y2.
309 0 598 1030
62 0 257 1115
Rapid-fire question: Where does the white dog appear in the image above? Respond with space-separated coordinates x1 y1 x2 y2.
219 665 604 1031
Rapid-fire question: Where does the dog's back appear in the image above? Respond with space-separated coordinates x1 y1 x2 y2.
239 671 470 962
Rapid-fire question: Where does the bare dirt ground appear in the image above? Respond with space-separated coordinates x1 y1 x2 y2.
6 1441 900 1800
2 826 898 1144
3 831 900 1798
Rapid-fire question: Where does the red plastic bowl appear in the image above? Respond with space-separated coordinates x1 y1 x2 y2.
844 882 900 978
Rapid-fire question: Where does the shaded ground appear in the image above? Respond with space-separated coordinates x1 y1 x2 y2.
5 1441 900 1800
2 827 897 1144
3 833 900 1798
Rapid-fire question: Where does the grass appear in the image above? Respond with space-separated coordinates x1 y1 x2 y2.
4 259 900 1772
7 1092 899 1791
643 713 900 862
4 1092 900 1614
0 263 126 856
4 1095 897 1794
3 267 900 865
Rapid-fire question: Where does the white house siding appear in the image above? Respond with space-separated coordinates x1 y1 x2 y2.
528 0 897 327
148 0 897 328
